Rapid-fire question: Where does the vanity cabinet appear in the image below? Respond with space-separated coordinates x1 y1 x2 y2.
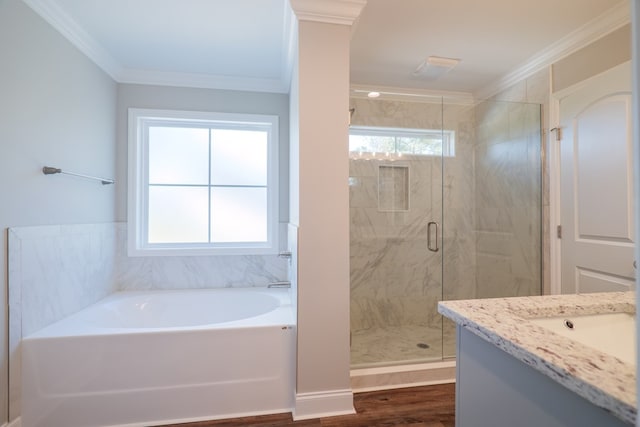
455 327 630 427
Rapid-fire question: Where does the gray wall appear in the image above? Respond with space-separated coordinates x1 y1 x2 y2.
553 24 631 93
0 0 118 422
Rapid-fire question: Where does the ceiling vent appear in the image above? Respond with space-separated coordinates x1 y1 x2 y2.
412 56 461 80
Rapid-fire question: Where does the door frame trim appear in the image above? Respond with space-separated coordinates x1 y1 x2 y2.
549 91 562 295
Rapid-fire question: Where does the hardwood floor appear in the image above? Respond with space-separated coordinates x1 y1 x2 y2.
164 383 455 427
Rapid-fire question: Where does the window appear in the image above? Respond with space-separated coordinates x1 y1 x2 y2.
128 109 278 256
349 126 455 157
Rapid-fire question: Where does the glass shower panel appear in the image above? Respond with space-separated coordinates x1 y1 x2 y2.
349 96 444 368
441 99 543 358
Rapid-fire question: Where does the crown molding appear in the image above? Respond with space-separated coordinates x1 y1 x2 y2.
289 0 367 25
475 1 630 100
119 69 289 93
22 0 123 80
350 84 475 105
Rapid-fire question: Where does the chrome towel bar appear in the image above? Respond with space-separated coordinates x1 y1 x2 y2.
43 166 114 185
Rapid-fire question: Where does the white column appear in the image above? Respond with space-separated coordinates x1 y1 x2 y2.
288 0 366 420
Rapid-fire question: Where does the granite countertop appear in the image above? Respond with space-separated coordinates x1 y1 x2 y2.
438 292 636 425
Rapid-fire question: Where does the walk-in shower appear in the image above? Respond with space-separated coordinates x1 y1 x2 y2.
349 95 542 369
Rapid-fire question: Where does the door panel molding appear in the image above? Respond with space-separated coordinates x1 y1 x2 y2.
552 61 634 294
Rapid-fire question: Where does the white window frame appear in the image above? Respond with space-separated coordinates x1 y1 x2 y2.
128 108 279 256
349 125 455 157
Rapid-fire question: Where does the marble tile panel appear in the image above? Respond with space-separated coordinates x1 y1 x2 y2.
349 176 378 209
114 224 288 290
10 223 118 336
351 98 444 131
492 80 527 103
349 157 380 177
475 253 513 299
378 165 409 211
475 230 513 257
350 324 446 367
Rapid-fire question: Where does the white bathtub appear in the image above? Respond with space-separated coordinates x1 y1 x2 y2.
21 287 295 427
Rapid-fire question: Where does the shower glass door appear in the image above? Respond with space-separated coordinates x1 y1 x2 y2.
441 98 543 358
349 94 544 367
349 96 444 368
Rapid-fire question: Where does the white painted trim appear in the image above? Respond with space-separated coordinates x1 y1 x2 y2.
631 5 640 409
22 0 123 80
292 389 355 421
353 378 454 394
351 361 456 393
118 69 289 93
7 417 21 427
350 84 475 105
549 88 562 295
289 0 367 25
476 1 630 100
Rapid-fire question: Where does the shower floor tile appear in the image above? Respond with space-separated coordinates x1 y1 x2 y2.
351 324 456 368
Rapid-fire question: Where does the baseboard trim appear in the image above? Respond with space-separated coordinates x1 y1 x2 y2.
351 360 456 393
7 417 21 427
292 389 355 421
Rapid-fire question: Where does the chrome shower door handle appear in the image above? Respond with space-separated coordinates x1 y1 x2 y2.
427 221 439 252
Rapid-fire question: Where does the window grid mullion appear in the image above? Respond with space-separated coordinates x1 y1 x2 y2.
147 183 266 188
208 128 212 244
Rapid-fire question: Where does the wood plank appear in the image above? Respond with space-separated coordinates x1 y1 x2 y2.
162 384 455 427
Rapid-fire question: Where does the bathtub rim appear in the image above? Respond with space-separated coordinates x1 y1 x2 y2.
24 287 294 339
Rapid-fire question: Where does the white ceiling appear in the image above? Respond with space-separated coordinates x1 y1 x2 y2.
25 0 628 97
350 0 627 97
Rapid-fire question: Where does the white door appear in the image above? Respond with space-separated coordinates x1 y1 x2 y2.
559 61 635 294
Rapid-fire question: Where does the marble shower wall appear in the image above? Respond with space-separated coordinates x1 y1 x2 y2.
473 100 542 298
349 98 476 334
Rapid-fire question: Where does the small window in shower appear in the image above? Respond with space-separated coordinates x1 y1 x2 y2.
349 126 455 158
378 165 409 212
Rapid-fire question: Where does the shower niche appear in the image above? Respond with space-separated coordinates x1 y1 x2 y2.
378 165 409 212
349 95 542 369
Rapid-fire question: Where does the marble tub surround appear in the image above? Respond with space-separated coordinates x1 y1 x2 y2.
438 292 636 425
10 222 288 334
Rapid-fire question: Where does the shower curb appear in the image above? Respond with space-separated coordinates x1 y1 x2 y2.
350 360 456 393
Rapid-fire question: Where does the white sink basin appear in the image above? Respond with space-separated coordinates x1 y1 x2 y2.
530 312 636 365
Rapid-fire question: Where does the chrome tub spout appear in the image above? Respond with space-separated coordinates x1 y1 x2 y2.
268 281 291 288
